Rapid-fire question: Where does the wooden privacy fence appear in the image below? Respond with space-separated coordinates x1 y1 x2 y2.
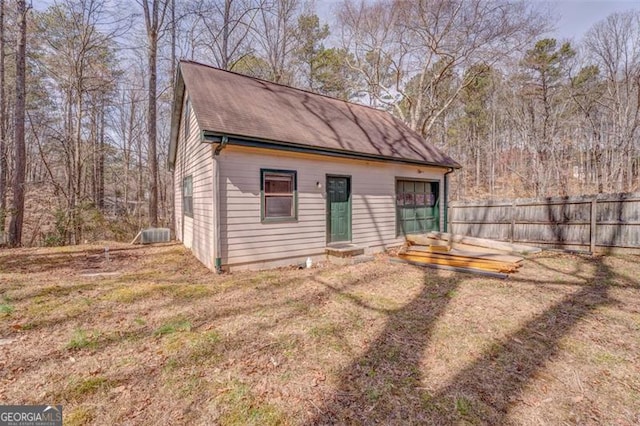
448 192 640 253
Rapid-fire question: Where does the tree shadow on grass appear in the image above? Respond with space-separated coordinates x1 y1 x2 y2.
311 270 462 424
0 243 181 274
311 256 628 424
2 266 403 379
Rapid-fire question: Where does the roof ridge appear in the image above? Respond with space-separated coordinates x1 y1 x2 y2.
178 59 393 115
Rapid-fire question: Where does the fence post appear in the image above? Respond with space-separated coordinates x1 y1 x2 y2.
590 197 597 254
510 201 516 243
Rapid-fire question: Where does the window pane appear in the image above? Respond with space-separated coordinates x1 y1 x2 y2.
426 193 435 207
265 196 293 217
265 179 292 193
184 98 191 139
265 174 293 194
183 176 193 196
404 192 414 205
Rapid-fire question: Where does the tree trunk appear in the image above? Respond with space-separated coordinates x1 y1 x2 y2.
8 0 26 247
124 91 135 212
221 0 230 69
98 97 105 209
170 0 176 80
91 103 98 206
141 0 167 227
65 88 74 244
137 125 143 223
72 92 83 244
148 34 158 226
0 0 7 238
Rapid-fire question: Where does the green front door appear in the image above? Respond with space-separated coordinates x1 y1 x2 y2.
327 176 351 243
396 180 440 235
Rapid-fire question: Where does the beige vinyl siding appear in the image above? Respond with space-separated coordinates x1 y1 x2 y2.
218 145 445 269
173 91 216 269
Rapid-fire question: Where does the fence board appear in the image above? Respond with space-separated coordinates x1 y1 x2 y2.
449 192 640 253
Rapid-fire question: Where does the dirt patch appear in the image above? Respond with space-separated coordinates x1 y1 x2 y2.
1 244 639 424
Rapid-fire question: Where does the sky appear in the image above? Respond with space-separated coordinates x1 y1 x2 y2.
33 0 639 44
547 0 639 40
317 0 640 43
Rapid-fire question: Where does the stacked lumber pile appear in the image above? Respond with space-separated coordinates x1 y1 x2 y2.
397 232 541 278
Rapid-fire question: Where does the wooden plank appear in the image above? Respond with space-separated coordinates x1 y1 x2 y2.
402 250 521 270
399 252 518 273
425 232 542 254
399 254 517 274
406 245 523 263
412 238 449 248
407 236 513 255
427 245 451 253
403 243 450 253
389 257 509 279
130 231 142 245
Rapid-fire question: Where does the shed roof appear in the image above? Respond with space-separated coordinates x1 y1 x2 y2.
169 60 460 169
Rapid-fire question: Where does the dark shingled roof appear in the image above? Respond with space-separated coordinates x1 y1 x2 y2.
169 60 460 169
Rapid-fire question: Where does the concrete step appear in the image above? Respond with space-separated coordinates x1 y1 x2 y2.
325 243 365 258
328 254 375 266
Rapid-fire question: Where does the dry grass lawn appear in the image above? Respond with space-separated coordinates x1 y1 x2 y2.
1 243 639 425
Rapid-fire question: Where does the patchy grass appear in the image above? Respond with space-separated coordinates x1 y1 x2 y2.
217 381 286 426
104 285 159 303
0 302 14 316
154 318 192 336
66 328 100 350
65 406 95 426
455 396 473 417
61 376 112 402
1 243 639 425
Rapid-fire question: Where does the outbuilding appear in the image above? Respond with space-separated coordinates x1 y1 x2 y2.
169 60 460 271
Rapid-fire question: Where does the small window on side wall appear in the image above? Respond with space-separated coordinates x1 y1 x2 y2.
184 97 191 140
183 175 193 217
261 169 297 222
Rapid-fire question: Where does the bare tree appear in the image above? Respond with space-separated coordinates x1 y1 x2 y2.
7 0 26 246
0 0 7 238
190 0 259 70
139 0 170 227
337 0 548 137
584 11 640 192
255 0 301 84
519 38 575 196
34 0 121 243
